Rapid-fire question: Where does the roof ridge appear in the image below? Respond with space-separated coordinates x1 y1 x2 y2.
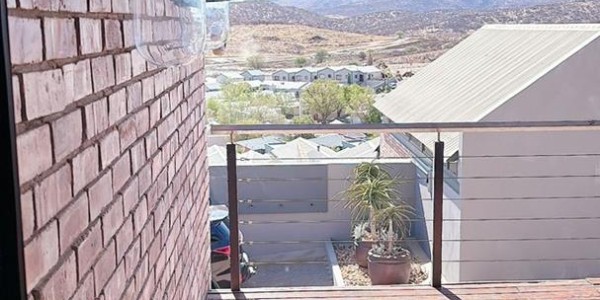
483 23 600 31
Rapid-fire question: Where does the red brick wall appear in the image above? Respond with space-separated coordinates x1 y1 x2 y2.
8 1 211 299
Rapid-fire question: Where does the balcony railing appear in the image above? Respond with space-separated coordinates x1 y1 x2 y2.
209 121 600 292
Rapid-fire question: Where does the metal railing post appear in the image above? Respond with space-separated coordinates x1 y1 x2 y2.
226 144 241 291
432 141 445 289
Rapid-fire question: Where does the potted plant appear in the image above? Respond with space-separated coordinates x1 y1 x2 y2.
343 163 395 267
368 204 415 285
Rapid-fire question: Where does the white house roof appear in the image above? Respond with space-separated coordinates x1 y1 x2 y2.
357 66 382 73
375 24 600 155
262 80 310 91
208 145 227 166
270 137 336 159
239 150 271 160
218 72 244 80
242 70 266 76
337 137 381 158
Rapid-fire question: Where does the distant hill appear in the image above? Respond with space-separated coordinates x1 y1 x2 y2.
273 0 579 16
231 0 600 35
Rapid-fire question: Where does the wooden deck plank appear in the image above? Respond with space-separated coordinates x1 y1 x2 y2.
207 278 600 300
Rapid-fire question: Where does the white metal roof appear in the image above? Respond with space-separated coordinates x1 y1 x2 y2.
337 137 381 158
375 24 600 155
270 137 337 159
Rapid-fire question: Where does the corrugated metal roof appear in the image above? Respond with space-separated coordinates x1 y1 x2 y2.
337 137 381 158
375 24 600 155
271 138 336 159
237 136 285 151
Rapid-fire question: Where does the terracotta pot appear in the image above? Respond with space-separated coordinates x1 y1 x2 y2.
367 249 411 285
355 241 374 268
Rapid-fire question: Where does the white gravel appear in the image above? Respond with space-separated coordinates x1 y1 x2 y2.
333 243 428 286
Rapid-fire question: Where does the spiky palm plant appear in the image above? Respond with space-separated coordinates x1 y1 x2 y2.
343 163 396 238
372 204 415 257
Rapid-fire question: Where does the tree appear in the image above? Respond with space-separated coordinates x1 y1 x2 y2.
366 50 374 66
301 80 344 124
342 85 375 121
358 51 367 61
209 82 286 124
295 57 308 67
314 50 329 64
246 55 265 69
364 105 383 124
395 31 404 39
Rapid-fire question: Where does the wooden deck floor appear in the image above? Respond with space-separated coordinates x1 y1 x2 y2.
208 278 600 300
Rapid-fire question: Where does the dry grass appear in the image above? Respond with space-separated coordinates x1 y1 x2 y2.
224 24 391 57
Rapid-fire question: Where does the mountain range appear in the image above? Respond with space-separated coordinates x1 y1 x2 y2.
231 0 600 35
272 0 578 16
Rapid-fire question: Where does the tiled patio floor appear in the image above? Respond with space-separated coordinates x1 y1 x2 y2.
208 278 600 299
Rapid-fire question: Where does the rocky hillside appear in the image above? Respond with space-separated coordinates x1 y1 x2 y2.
231 0 600 35
274 0 576 16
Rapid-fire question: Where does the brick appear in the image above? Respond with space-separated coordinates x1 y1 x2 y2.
130 141 146 174
44 18 77 60
9 17 42 64
108 89 127 126
112 0 130 13
122 178 139 215
94 242 116 295
112 153 131 192
136 108 150 135
122 20 135 48
115 53 132 84
118 116 137 151
62 59 93 101
122 280 137 300
84 98 109 139
17 125 52 183
88 171 114 221
104 261 127 300
131 49 147 77
115 215 134 259
145 130 158 158
12 76 21 124
72 145 99 193
127 81 142 113
132 197 148 235
20 0 58 10
138 164 152 193
23 69 69 120
102 197 124 244
34 252 77 300
90 0 111 12
21 191 35 241
149 100 161 128
79 18 102 56
71 272 95 300
59 194 88 253
124 237 140 278
104 19 123 50
91 56 116 92
35 164 72 227
59 0 87 12
100 129 120 169
142 77 155 103
52 110 83 161
24 221 59 292
77 222 102 276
